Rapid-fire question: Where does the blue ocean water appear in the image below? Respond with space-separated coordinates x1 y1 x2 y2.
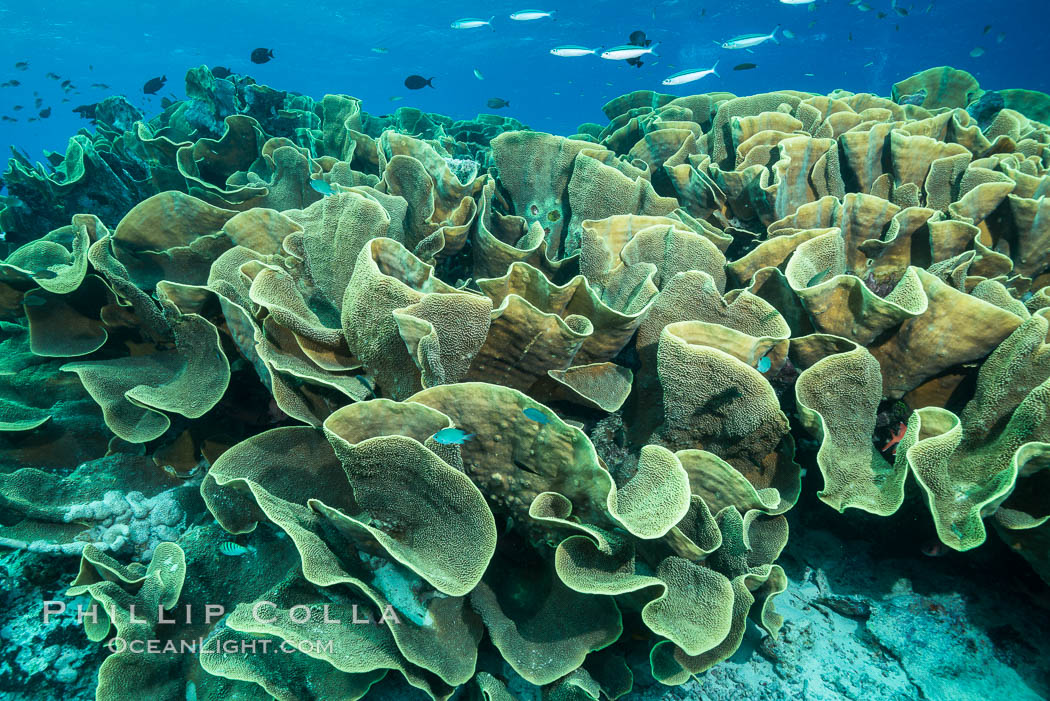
0 0 1046 164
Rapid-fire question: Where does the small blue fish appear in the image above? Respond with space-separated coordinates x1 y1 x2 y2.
523 407 550 424
21 294 48 307
757 356 772 373
219 542 253 556
355 375 376 398
432 427 474 445
310 179 334 196
807 267 831 287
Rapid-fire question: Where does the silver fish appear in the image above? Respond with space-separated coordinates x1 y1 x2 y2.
509 9 554 20
550 45 598 57
600 44 659 60
451 16 494 29
722 26 780 49
662 61 719 85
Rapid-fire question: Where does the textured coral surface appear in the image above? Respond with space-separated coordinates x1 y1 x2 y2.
1 65 1049 700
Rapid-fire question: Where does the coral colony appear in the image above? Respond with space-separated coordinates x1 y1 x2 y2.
1 64 1049 699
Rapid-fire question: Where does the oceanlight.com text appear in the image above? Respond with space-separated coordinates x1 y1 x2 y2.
105 636 335 655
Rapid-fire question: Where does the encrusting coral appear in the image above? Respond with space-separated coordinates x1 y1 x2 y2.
1 64 1049 700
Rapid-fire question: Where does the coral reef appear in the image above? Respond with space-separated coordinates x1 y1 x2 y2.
1 64 1049 700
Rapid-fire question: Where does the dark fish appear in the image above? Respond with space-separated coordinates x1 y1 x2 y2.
72 103 98 120
143 75 167 94
898 88 926 106
734 63 757 71
894 6 908 15
34 97 42 108
626 29 651 68
486 97 509 109
0 116 15 122
14 61 28 70
160 97 174 109
878 11 886 18
31 269 58 279
250 48 274 64
38 107 51 118
0 80 19 87
812 594 871 619
12 105 23 111
27 117 37 122
211 66 233 78
404 75 434 89
848 32 853 41
628 30 652 47
61 97 70 103
983 24 992 34
45 72 60 80
60 79 72 88
967 90 1005 131
90 82 109 89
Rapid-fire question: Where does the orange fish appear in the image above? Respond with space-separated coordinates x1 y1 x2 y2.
882 422 907 455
